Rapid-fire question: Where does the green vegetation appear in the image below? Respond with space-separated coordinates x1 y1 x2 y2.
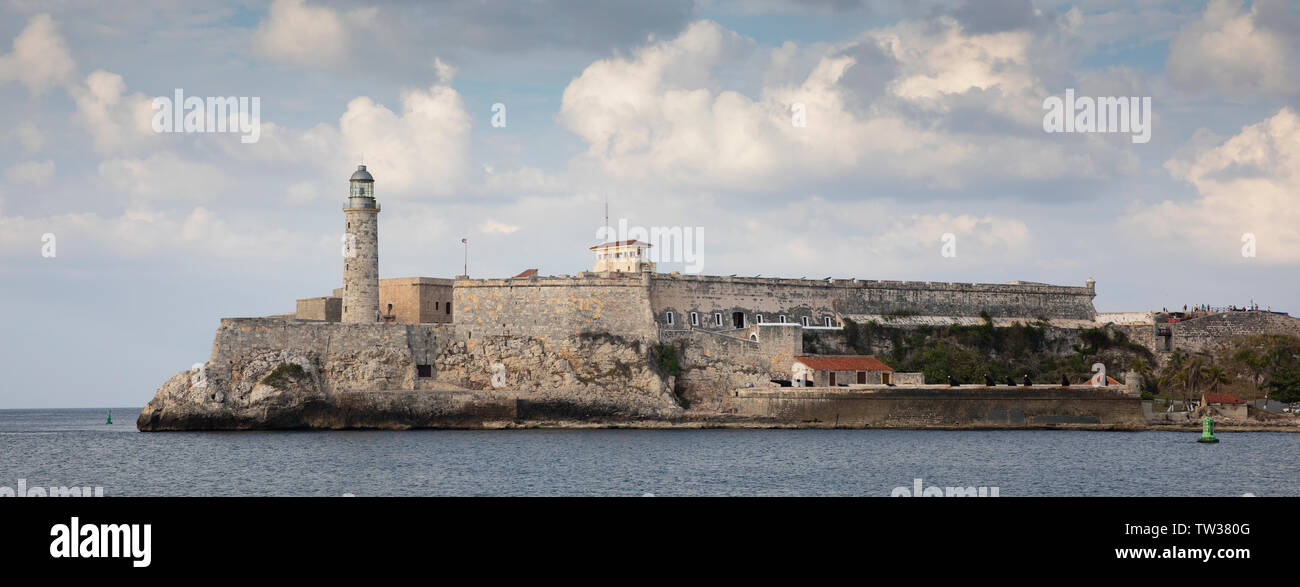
651 343 689 409
825 325 1300 405
1266 367 1300 404
261 363 309 388
821 318 1156 388
882 309 920 321
1214 335 1300 406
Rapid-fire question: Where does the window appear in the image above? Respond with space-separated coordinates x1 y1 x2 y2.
780 315 787 323
690 312 699 326
435 301 440 310
824 317 832 327
666 311 675 325
446 301 452 315
714 313 723 326
801 316 810 327
756 314 763 324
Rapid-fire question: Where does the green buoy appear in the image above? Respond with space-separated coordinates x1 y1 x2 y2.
1197 416 1218 443
106 410 112 425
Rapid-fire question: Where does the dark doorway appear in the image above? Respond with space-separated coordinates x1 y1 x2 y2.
732 311 744 328
857 371 866 384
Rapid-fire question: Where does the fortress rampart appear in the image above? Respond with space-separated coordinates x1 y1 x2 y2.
450 272 1097 345
208 318 452 395
650 271 1097 320
1166 312 1300 355
648 274 1096 326
452 273 658 343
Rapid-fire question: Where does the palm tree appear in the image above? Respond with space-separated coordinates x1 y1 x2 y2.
1128 358 1154 391
1180 355 1206 409
1232 348 1265 408
1156 352 1188 411
1200 364 1229 393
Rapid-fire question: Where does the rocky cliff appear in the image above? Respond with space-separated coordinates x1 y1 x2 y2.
137 319 683 431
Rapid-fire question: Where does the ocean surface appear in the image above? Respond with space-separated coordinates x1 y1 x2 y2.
1 408 1296 496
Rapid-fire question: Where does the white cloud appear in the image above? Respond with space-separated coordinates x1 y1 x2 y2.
876 16 1037 107
4 160 54 186
0 13 77 95
285 181 322 204
251 0 377 69
12 122 45 154
1124 107 1300 264
480 220 520 234
433 57 456 84
1167 0 1298 98
334 84 471 197
215 83 471 199
72 69 158 155
98 152 232 206
0 14 156 156
721 200 1034 274
558 18 1133 193
0 204 325 265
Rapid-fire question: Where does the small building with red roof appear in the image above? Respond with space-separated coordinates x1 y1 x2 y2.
1202 392 1246 419
792 355 895 387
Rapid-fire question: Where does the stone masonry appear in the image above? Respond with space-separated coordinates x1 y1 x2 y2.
342 165 379 323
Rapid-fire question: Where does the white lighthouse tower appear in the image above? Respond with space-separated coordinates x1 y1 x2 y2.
342 164 380 323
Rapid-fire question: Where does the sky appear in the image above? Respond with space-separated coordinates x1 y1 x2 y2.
1 0 1299 408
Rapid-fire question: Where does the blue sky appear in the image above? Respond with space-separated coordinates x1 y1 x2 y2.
2 0 1299 408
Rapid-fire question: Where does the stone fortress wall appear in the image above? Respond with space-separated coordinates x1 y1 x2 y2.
206 318 452 396
1094 309 1300 362
288 264 1300 404
451 273 659 343
646 273 1097 331
1166 311 1300 355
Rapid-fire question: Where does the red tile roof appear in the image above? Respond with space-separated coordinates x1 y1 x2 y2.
795 355 893 371
1204 392 1243 405
589 240 652 250
513 268 538 278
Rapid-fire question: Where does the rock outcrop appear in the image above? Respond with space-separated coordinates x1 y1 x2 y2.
137 318 683 431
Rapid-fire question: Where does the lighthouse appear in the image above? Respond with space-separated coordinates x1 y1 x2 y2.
342 164 380 323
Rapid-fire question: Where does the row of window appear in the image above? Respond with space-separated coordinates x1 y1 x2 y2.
663 311 833 328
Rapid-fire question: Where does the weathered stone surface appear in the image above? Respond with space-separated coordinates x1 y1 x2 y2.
137 318 682 430
434 333 682 419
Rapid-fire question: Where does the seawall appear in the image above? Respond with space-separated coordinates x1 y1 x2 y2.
723 386 1145 429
